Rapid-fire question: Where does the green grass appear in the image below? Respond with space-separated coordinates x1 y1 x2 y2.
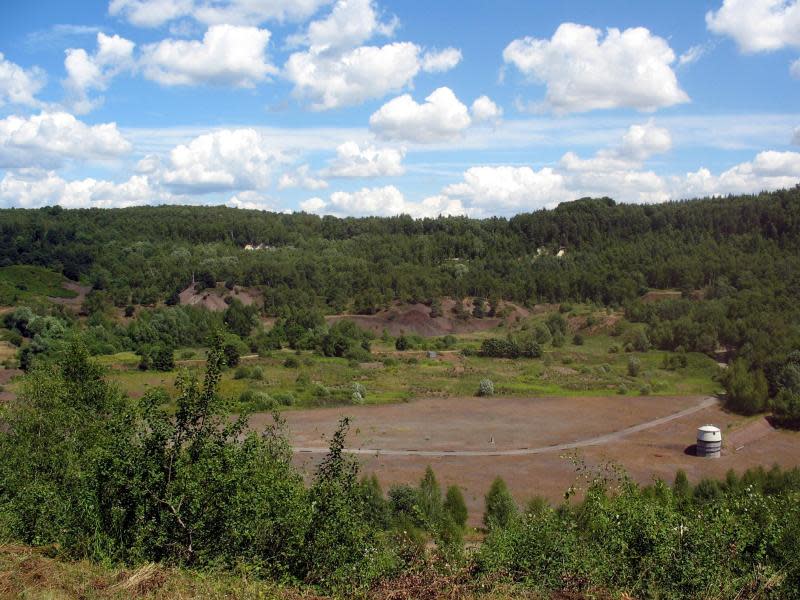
101 304 721 411
0 265 77 304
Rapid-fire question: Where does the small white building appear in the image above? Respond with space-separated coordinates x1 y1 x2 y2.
696 425 722 458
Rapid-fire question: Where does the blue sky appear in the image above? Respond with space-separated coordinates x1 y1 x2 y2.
0 0 799 216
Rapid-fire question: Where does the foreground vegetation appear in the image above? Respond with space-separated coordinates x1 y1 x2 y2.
1 341 800 599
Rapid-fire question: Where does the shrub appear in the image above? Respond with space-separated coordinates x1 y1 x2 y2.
234 366 251 379
617 384 628 394
395 336 409 351
662 353 688 370
238 389 276 411
273 392 295 406
483 477 517 530
223 343 240 367
352 382 367 399
627 356 641 377
478 378 495 397
639 384 652 395
250 366 264 380
721 359 768 415
151 345 175 371
124 305 135 318
179 349 196 359
444 485 468 529
551 331 565 347
572 333 584 346
284 356 299 368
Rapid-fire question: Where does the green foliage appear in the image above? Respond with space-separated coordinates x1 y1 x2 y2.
478 466 800 598
721 359 769 415
483 477 517 530
223 343 240 367
223 299 257 338
479 336 541 359
572 333 584 346
478 378 495 397
395 335 409 351
627 356 641 377
444 485 468 529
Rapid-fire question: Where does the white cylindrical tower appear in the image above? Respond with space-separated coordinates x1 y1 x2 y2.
696 425 722 458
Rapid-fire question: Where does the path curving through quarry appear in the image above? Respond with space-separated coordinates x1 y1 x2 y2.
292 396 718 457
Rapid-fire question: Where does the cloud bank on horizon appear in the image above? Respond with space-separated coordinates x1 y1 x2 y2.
0 0 799 217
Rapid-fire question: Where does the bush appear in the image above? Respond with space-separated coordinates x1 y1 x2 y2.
627 356 641 377
572 333 584 346
478 378 495 397
234 366 251 379
352 382 367 399
223 343 240 367
551 331 565 347
483 477 517 530
395 335 410 351
284 356 299 368
721 359 768 415
444 485 468 529
273 392 295 406
238 389 276 411
151 345 175 371
662 353 688 370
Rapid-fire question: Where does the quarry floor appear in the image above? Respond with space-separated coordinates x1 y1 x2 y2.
250 395 800 526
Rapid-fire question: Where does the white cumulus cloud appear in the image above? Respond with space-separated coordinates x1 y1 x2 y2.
674 151 800 198
283 0 459 110
0 111 132 169
471 95 503 124
278 164 328 190
141 25 276 87
503 22 689 114
792 58 800 78
226 190 282 211
0 53 46 108
285 42 422 110
443 166 572 214
421 47 462 72
324 141 405 177
289 0 395 52
302 185 466 218
706 0 800 53
160 128 286 193
109 0 330 27
63 33 135 113
369 87 472 143
0 169 158 208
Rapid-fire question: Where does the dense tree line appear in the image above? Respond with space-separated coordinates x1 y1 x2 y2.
1 188 799 312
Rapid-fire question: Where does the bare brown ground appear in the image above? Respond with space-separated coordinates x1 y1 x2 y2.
178 283 262 312
251 396 800 526
326 299 530 337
